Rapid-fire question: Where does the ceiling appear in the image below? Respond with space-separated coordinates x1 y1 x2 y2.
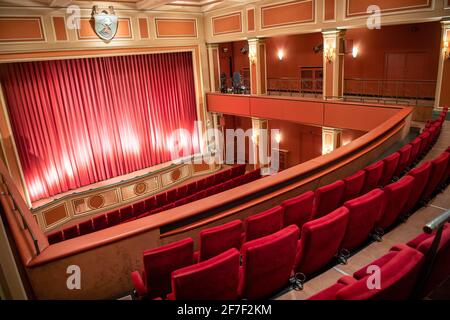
0 0 253 12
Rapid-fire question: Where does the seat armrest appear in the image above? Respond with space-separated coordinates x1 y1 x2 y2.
131 271 147 297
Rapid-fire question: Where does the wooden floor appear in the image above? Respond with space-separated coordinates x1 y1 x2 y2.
277 120 450 300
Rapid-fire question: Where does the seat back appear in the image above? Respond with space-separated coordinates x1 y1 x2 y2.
409 137 422 167
170 249 240 300
155 193 168 207
106 210 121 227
198 220 243 261
63 225 79 240
312 180 345 219
133 201 146 216
404 161 432 214
342 189 385 251
362 161 384 194
422 152 450 200
240 225 299 300
395 144 412 177
166 189 178 203
119 206 134 222
336 247 424 300
79 219 94 235
376 176 415 230
281 191 314 231
419 131 431 155
407 224 450 298
342 170 366 204
244 206 284 242
143 238 194 299
93 214 108 230
295 207 349 275
380 152 400 186
47 230 64 244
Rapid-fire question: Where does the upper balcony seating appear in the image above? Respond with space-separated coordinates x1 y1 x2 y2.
361 160 384 194
131 109 448 300
379 152 400 186
131 238 194 299
239 225 299 300
63 225 79 240
243 206 284 242
341 170 366 204
167 249 240 300
341 189 385 251
281 191 314 232
376 175 415 231
311 180 345 219
309 245 424 300
294 207 349 276
195 220 243 262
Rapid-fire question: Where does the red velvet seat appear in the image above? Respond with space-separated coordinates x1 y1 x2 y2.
239 225 299 300
408 137 422 167
309 245 424 300
131 238 194 299
63 225 79 240
312 180 345 219
133 201 146 216
79 219 94 235
394 144 412 178
342 170 366 204
294 207 349 275
419 131 431 155
196 179 206 190
281 191 314 231
205 175 215 188
186 182 197 196
155 193 168 207
380 152 400 186
93 214 108 230
119 205 134 222
407 223 450 298
166 189 178 203
405 161 432 215
243 206 284 242
376 175 414 230
231 164 246 178
361 160 384 194
144 197 157 212
47 230 64 244
167 249 240 300
177 185 188 198
106 210 121 227
196 220 243 262
421 151 450 201
341 189 385 251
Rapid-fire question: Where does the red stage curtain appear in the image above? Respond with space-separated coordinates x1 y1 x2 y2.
0 52 199 202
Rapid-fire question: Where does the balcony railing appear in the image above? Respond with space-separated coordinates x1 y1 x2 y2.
267 77 323 98
343 78 436 106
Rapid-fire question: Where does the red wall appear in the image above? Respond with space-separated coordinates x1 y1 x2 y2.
345 22 441 81
265 33 323 79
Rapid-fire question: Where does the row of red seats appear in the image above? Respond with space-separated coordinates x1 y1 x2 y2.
47 164 258 244
309 223 450 300
130 108 448 300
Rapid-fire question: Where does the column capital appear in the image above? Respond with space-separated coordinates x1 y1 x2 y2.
206 43 219 49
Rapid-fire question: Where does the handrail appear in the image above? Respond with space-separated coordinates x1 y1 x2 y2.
0 174 40 255
345 78 437 83
423 209 450 234
413 210 450 299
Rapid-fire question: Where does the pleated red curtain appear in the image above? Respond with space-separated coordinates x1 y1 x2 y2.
0 52 199 202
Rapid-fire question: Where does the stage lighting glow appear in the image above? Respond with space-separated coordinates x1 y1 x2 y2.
28 179 45 199
121 131 140 155
45 166 59 185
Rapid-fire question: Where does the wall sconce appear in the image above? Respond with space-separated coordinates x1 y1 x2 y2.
444 39 450 60
248 48 257 65
277 49 284 61
324 43 335 63
274 132 282 144
352 46 359 58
